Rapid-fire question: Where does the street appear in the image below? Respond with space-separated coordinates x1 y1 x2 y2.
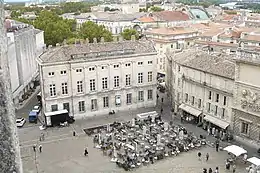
17 90 259 173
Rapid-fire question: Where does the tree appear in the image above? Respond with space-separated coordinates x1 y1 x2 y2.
33 11 75 46
120 29 139 40
78 21 113 43
150 6 164 12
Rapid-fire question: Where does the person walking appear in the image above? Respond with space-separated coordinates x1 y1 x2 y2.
215 140 219 152
208 168 213 173
73 131 76 137
215 167 219 173
39 145 42 153
33 144 36 152
84 147 88 156
198 152 202 161
243 153 248 164
206 153 209 161
232 164 236 173
203 168 207 173
161 108 163 114
161 97 164 103
225 159 231 170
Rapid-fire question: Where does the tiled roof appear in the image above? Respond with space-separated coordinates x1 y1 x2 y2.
219 29 241 38
173 49 235 79
152 11 190 21
137 16 155 23
39 40 156 63
200 28 223 37
145 27 197 36
242 34 260 42
195 40 238 48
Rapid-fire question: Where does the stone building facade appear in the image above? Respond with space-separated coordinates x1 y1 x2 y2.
232 48 260 145
37 38 157 119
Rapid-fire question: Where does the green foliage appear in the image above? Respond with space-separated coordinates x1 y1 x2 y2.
11 11 21 18
79 21 113 43
13 17 33 25
139 8 147 12
175 0 223 7
33 11 76 46
224 10 237 15
150 6 164 12
120 29 139 40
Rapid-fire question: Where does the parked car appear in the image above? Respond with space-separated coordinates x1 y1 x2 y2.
16 118 26 127
32 105 41 114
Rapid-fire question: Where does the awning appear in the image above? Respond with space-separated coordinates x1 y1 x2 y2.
204 115 229 129
179 104 202 117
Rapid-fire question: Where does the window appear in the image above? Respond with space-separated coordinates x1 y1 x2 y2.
138 73 143 84
114 64 119 68
103 96 109 108
148 60 153 64
148 71 153 82
207 102 211 113
171 44 173 48
241 122 249 135
208 91 212 100
148 90 153 100
125 74 131 86
214 105 218 116
138 91 144 102
102 77 108 89
185 93 188 102
76 68 82 73
221 108 225 119
90 79 96 91
91 99 97 111
223 96 227 106
49 84 56 96
138 62 143 65
51 104 58 111
48 72 55 76
216 94 219 102
60 70 67 75
176 43 180 49
198 99 202 108
114 76 119 88
101 66 107 69
61 82 68 95
125 63 131 67
63 103 70 112
77 81 83 93
160 58 162 63
178 65 180 72
160 44 163 48
78 101 85 112
89 67 95 71
191 96 195 105
126 93 132 104
115 95 121 106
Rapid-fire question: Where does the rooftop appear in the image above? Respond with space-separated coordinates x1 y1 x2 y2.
145 27 197 36
151 11 190 22
172 49 235 79
39 40 156 64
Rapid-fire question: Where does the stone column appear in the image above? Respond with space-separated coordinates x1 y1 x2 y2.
0 2 23 172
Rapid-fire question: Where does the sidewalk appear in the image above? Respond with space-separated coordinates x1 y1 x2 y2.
16 86 40 110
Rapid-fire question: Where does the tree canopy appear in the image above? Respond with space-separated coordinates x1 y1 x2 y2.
78 21 113 43
150 6 164 12
120 29 139 40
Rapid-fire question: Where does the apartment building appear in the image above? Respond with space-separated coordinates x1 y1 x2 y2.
37 38 157 119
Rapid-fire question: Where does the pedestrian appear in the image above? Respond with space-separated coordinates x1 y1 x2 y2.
181 115 184 123
206 153 209 161
157 94 159 100
215 140 219 152
161 97 164 103
232 164 236 173
84 147 88 156
41 133 45 141
39 145 42 153
161 108 163 114
243 153 247 164
215 167 219 173
208 168 213 173
73 131 76 137
207 127 211 136
198 152 202 161
203 168 207 173
33 144 36 152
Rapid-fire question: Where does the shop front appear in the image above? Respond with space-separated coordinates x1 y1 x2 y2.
203 115 230 141
179 103 202 124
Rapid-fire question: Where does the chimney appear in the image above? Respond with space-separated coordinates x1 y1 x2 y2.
100 37 105 43
85 38 89 44
113 36 118 42
119 36 123 42
131 35 136 41
93 37 97 43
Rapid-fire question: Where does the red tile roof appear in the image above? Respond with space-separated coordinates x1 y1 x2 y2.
137 16 155 23
152 11 190 22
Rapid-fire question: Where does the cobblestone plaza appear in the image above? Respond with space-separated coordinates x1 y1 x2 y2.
21 134 249 173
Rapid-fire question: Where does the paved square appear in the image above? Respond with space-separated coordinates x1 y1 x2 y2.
21 134 249 173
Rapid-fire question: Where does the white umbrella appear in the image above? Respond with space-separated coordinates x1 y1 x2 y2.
247 157 260 166
223 145 247 157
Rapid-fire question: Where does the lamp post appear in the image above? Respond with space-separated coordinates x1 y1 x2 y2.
0 2 23 172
